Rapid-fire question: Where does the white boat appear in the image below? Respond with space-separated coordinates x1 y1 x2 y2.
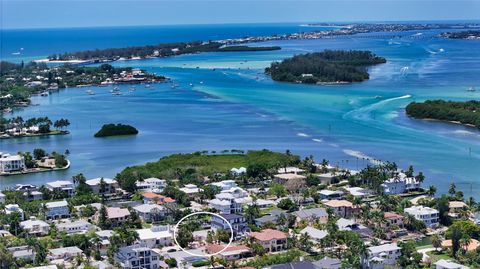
189 83 193 86
40 91 49 96
467 87 476 92
199 81 204 84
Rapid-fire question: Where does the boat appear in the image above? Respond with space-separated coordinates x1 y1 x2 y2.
40 91 49 96
189 83 193 86
467 86 476 92
199 81 204 84
145 84 151 88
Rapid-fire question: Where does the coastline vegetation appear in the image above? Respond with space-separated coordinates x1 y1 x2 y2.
94 123 139 137
47 42 280 62
0 116 70 139
440 30 480 40
265 50 386 84
406 100 480 128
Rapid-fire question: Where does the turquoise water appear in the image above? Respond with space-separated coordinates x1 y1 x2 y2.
2 26 480 198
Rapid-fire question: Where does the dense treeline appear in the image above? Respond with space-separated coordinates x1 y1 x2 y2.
406 100 480 128
48 41 280 61
266 50 386 84
94 123 139 137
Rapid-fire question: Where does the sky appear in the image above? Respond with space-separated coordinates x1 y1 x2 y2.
2 0 480 29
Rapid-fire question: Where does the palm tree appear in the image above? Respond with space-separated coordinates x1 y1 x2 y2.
428 185 437 197
431 234 442 252
298 233 313 252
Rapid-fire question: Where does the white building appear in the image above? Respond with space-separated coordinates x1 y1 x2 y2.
404 205 439 227
136 225 173 248
56 220 95 234
5 204 25 220
211 180 238 191
0 152 25 173
381 173 421 195
299 226 328 243
179 184 200 196
344 186 371 198
47 246 83 262
209 189 250 214
45 200 70 220
115 244 161 269
86 177 118 195
20 217 50 236
230 167 247 175
435 259 470 269
318 189 344 200
132 204 166 222
46 180 75 197
363 243 401 269
135 177 166 193
277 167 305 174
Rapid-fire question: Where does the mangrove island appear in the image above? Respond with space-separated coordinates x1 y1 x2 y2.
94 123 139 137
406 100 480 128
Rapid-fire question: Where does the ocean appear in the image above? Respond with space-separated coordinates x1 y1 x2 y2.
1 24 480 198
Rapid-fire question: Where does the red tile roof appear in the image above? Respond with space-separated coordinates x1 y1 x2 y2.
384 212 404 219
250 229 288 241
142 192 176 204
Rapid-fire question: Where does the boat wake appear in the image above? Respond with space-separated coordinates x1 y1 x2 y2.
343 94 411 122
297 132 310 137
312 138 323 143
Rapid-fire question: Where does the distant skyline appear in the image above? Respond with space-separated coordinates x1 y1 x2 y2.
2 0 480 29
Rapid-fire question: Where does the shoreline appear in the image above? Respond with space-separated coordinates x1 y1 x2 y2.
409 116 478 129
0 130 70 140
0 160 71 176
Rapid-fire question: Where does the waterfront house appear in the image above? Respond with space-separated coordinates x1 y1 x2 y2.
435 260 470 269
381 173 421 195
448 201 469 218
5 204 25 220
404 205 439 227
249 229 288 252
0 152 25 173
141 192 176 205
20 217 50 236
323 199 357 218
136 225 173 248
135 177 166 193
115 244 161 269
211 213 247 238
315 172 338 184
46 180 75 197
363 243 401 269
318 189 344 200
293 207 328 224
133 203 166 222
47 246 83 262
86 177 118 195
383 212 406 238
206 244 251 260
45 200 70 220
56 220 95 234
105 207 131 227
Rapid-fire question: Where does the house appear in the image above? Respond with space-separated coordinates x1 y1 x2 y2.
208 190 250 214
179 184 200 196
337 218 372 238
142 192 176 205
404 205 439 227
381 172 421 195
206 244 251 260
164 248 207 268
45 200 70 220
449 201 469 218
344 187 371 198
47 246 83 262
318 189 344 200
115 245 161 269
133 203 166 222
248 199 276 209
211 213 247 238
8 246 36 262
441 239 480 252
23 190 43 202
383 212 406 238
274 173 306 184
363 243 401 269
277 167 305 174
5 204 24 220
230 167 247 175
95 230 114 255
46 180 75 197
136 225 173 248
105 207 131 226
56 220 95 234
299 226 328 243
323 200 357 218
255 209 287 227
249 229 288 252
0 152 25 173
315 173 338 184
20 217 50 236
313 257 342 269
435 260 470 269
211 180 238 191
86 177 118 195
135 177 166 193
293 208 328 224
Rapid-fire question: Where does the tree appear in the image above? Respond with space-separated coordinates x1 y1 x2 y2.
449 183 457 197
431 234 443 252
98 204 111 229
298 233 313 252
277 198 298 212
176 225 194 248
244 204 260 224
268 183 286 198
428 185 437 196
398 241 422 267
436 195 451 226
33 148 46 160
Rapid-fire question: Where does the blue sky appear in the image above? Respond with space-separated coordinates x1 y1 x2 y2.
2 0 480 29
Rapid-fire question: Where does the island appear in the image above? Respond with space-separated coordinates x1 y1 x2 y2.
94 123 139 137
440 30 480 40
265 50 386 84
406 100 480 128
0 61 166 111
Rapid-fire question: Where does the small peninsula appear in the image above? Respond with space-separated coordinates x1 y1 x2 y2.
406 100 480 128
94 123 139 137
440 30 480 40
265 50 386 84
